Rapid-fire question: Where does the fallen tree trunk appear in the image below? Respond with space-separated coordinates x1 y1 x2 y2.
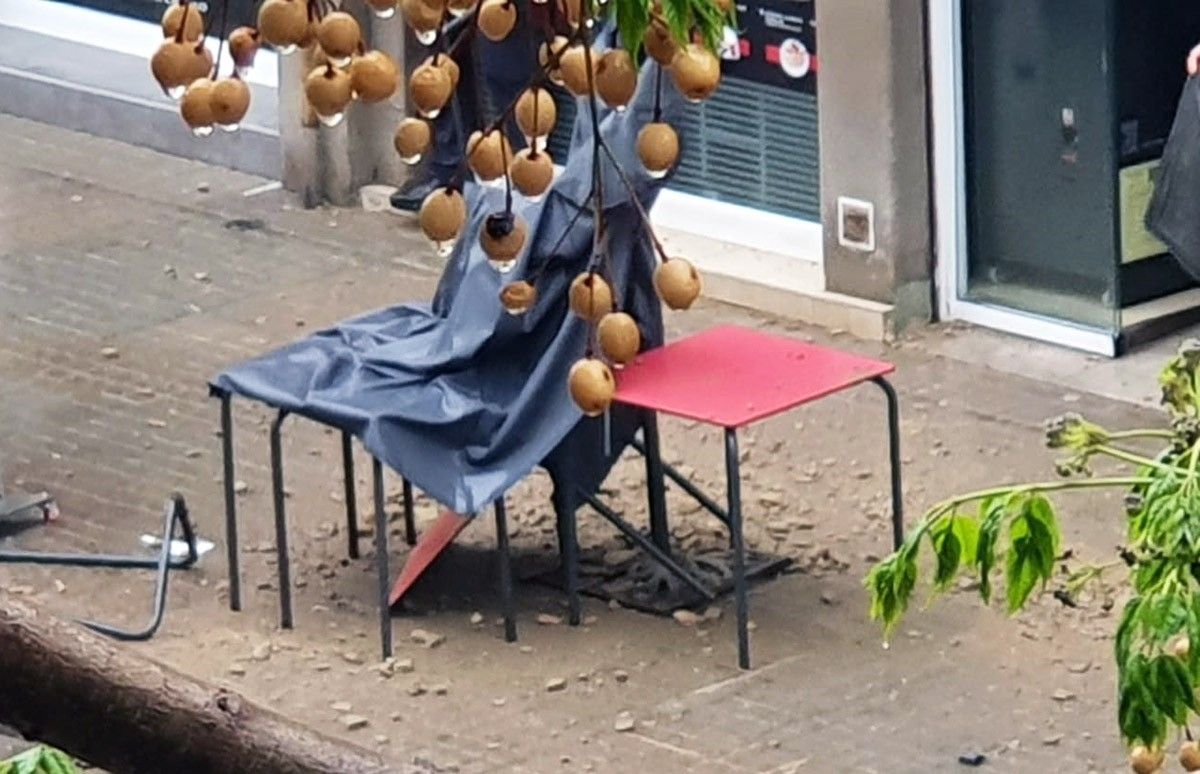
0 594 392 773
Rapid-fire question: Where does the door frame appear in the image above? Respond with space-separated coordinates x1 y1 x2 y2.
928 0 1118 356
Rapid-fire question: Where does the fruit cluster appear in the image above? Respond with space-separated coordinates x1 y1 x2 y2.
401 0 724 417
151 0 730 419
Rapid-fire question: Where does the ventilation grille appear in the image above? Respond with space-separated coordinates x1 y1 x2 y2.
548 76 819 222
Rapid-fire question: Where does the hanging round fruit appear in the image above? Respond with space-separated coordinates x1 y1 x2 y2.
481 213 528 272
672 44 721 102
210 77 251 130
162 3 205 42
179 77 216 135
305 64 353 126
394 118 433 164
418 187 467 244
568 273 613 324
1181 741 1200 772
644 18 677 66
539 36 570 85
558 45 595 97
595 49 637 110
424 54 460 90
1128 746 1164 774
509 149 554 199
409 62 453 119
229 27 260 74
402 0 443 42
514 87 556 139
151 39 200 97
351 50 399 103
637 122 679 178
477 0 517 41
654 258 702 310
500 281 538 315
568 358 615 417
316 12 362 66
598 312 640 365
467 129 513 183
257 0 309 52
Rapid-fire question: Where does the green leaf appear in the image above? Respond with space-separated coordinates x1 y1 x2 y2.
864 551 917 636
612 0 650 64
975 498 1004 604
929 514 980 591
1003 495 1059 613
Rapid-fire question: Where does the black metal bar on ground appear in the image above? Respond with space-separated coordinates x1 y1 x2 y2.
219 392 241 611
872 376 905 550
552 487 582 625
725 428 750 670
372 457 393 658
0 551 193 569
80 495 194 641
494 499 517 642
269 410 293 629
641 412 671 554
402 478 416 546
582 492 716 603
342 431 359 560
631 438 730 529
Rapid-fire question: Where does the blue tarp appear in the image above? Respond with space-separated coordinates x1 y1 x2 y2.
211 51 683 514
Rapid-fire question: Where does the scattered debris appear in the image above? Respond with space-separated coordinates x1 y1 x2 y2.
613 712 635 733
672 609 702 627
410 629 445 649
536 613 564 626
341 651 364 665
545 678 567 693
330 701 353 713
957 753 986 767
100 347 120 359
338 715 369 731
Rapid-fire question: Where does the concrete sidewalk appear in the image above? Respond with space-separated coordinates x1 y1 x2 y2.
0 114 1173 773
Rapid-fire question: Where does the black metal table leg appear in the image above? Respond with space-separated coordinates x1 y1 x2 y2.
552 487 582 626
494 499 517 642
342 432 360 560
872 376 905 550
724 428 750 670
373 457 393 658
270 410 293 629
402 478 417 546
218 393 241 612
642 411 671 554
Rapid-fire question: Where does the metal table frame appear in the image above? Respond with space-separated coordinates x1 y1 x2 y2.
213 373 900 670
214 390 517 659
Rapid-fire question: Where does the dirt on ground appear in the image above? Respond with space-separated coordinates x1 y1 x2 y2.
0 114 1171 773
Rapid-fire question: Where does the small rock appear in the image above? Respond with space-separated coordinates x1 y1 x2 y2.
1042 734 1064 746
1067 661 1092 674
407 684 427 697
537 613 564 626
545 677 568 693
431 684 449 696
469 612 485 625
395 658 415 674
234 480 249 495
373 735 388 745
957 753 986 767
376 658 398 678
672 609 702 627
185 448 204 459
193 272 210 283
767 740 781 749
100 347 120 359
1051 689 1076 702
250 642 272 662
197 182 210 193
341 651 364 665
53 579 66 594
819 592 836 606
339 714 369 731
146 419 167 428
228 664 246 676
702 606 722 621
410 629 445 648
313 663 332 672
613 712 635 732
330 701 353 712
613 669 629 683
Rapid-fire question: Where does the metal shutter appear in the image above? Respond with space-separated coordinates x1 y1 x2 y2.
547 76 819 222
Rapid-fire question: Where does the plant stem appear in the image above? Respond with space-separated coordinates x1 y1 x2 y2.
1095 445 1195 477
920 477 1155 525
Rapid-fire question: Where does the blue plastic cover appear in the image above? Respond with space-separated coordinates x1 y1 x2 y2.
211 53 684 515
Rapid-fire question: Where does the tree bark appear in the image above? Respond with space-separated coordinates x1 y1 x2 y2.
0 594 393 774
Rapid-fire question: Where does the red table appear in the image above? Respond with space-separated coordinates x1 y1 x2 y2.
612 325 901 669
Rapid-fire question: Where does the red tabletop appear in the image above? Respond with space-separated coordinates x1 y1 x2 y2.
613 325 894 429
